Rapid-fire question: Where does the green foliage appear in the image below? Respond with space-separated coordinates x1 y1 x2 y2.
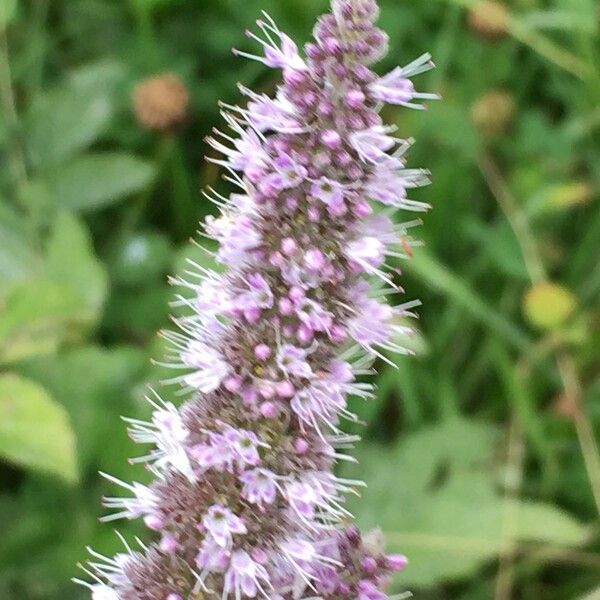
0 373 77 482
0 0 17 28
49 153 155 212
345 418 589 587
0 0 598 598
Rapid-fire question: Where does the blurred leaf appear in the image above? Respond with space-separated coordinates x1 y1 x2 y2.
0 203 39 298
0 0 17 29
463 219 529 280
46 211 108 325
523 282 577 330
0 0 17 28
0 281 81 364
539 182 595 213
48 153 155 211
344 418 588 587
0 213 106 363
515 502 589 544
112 231 173 287
20 346 146 474
406 249 531 351
520 9 597 34
0 373 77 482
103 284 171 339
25 85 112 171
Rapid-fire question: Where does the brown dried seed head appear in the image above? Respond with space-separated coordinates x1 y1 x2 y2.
468 0 510 41
471 89 516 137
134 73 190 132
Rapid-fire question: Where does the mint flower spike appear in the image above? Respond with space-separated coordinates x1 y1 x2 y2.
77 0 437 598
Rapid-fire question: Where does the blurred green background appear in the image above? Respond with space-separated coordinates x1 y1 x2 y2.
0 0 599 598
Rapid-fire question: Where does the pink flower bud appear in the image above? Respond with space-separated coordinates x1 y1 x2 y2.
260 402 280 419
322 129 342 149
255 344 272 361
294 438 309 454
346 89 366 108
387 554 409 572
276 380 296 398
144 514 164 531
281 237 298 256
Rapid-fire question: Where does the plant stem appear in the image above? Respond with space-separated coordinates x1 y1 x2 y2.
0 29 27 196
479 153 600 517
494 418 525 600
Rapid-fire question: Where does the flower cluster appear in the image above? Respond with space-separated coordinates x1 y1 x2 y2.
77 1 436 598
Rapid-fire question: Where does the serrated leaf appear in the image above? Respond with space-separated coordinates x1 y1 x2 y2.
48 153 155 211
343 418 588 588
0 374 78 482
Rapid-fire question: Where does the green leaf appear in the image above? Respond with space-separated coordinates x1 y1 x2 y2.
25 87 112 171
48 153 155 211
0 213 107 363
406 249 531 352
0 374 78 482
0 0 17 28
23 61 123 171
112 231 173 287
0 203 39 298
0 281 82 364
46 211 108 325
343 418 588 588
20 346 146 474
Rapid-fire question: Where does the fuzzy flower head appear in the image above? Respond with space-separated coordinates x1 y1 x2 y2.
79 0 435 598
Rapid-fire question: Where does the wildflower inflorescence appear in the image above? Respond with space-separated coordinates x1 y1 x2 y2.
77 1 436 598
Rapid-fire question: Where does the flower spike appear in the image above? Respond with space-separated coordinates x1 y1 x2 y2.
78 1 436 598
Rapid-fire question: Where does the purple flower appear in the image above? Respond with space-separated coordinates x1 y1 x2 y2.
237 273 274 312
369 53 439 109
224 551 271 599
277 344 313 378
234 15 307 72
229 428 263 467
196 538 231 573
181 341 230 392
291 382 346 432
358 580 389 600
90 585 119 600
240 468 278 505
242 88 301 133
350 126 398 162
365 161 431 210
207 213 262 266
203 504 247 548
207 114 267 173
192 274 231 319
126 402 195 481
264 154 308 192
79 1 436 598
310 177 346 209
286 481 320 520
348 298 394 349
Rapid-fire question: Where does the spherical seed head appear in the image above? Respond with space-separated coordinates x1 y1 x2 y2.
468 1 509 41
133 73 190 132
471 89 515 137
